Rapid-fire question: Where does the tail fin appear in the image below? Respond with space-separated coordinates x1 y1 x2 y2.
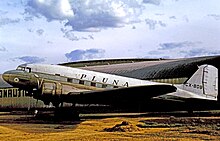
183 64 218 100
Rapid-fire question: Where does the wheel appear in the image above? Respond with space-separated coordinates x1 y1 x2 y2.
43 101 50 105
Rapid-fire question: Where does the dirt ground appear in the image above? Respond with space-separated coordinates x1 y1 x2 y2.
0 112 220 141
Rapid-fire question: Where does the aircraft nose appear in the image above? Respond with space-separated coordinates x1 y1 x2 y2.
2 70 35 89
2 70 23 84
2 71 11 82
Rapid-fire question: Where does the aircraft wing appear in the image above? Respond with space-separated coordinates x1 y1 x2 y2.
62 85 177 105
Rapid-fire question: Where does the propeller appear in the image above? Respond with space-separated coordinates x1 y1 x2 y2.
32 73 44 103
34 73 44 89
37 78 44 90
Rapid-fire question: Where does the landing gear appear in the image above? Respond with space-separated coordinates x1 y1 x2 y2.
54 103 80 120
43 98 80 120
54 107 80 120
52 101 61 108
43 100 50 105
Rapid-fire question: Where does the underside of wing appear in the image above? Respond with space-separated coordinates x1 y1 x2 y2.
61 85 177 105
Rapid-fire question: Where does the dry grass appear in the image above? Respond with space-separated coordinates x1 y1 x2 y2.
0 116 220 141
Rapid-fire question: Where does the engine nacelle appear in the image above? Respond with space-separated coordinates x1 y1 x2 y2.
36 81 80 107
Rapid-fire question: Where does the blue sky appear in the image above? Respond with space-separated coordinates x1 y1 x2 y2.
0 0 220 73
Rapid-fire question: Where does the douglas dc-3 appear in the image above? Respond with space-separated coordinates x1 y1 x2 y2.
2 63 219 112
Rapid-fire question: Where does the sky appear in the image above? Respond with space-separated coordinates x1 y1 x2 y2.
0 0 220 73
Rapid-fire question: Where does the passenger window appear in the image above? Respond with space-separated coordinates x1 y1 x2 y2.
91 82 96 87
102 84 107 88
26 67 31 73
79 80 84 85
67 78 73 83
16 67 21 70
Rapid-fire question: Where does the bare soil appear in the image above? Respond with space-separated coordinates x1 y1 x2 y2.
0 112 220 141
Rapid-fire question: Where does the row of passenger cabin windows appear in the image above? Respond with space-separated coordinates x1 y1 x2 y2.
67 78 119 88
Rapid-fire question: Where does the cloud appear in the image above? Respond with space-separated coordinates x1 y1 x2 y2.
15 56 45 63
155 13 164 16
36 29 44 36
25 0 143 31
143 0 161 5
27 28 34 32
88 35 94 40
145 19 157 30
208 14 220 20
169 16 176 19
146 41 208 58
65 49 105 61
159 41 201 50
25 0 74 21
182 49 220 57
61 28 95 41
158 21 166 27
6 1 21 7
61 28 79 41
183 15 189 22
148 42 220 58
145 18 166 30
0 10 8 15
0 45 6 52
0 18 20 27
148 50 162 55
24 16 34 21
47 41 53 44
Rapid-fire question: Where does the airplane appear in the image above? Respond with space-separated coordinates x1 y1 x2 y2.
2 63 219 114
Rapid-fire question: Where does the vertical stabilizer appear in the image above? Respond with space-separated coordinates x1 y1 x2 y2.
183 65 218 100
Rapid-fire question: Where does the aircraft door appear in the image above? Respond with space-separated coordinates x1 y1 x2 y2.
55 82 62 95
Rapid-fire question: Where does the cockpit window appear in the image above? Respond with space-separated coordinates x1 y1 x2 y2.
16 66 31 73
16 66 25 71
26 67 31 73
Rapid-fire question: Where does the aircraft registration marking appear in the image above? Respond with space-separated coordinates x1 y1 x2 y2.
184 83 203 89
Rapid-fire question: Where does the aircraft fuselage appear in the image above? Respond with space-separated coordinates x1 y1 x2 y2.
2 64 218 110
